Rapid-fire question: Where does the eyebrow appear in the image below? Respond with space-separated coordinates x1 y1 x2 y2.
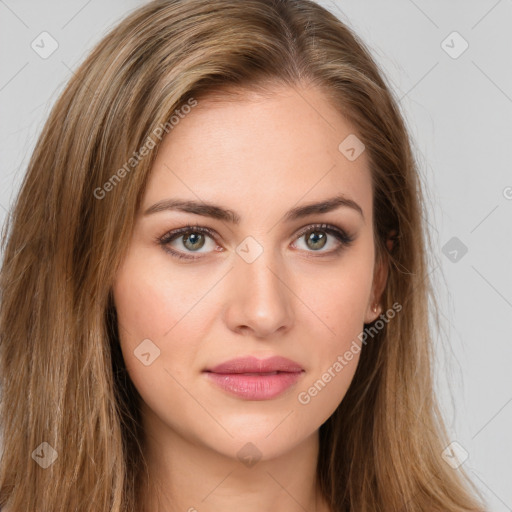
143 194 364 223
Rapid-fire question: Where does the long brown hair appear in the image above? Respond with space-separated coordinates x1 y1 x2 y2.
0 0 486 510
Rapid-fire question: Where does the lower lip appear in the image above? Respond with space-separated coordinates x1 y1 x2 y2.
204 371 303 400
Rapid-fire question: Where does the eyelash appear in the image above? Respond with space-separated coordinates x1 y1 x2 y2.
156 222 355 261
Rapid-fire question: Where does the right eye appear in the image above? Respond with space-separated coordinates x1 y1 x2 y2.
156 224 222 260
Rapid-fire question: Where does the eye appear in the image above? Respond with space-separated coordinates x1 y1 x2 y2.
291 223 354 256
156 222 354 261
156 223 219 260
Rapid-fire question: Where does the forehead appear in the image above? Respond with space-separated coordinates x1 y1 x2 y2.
143 85 373 222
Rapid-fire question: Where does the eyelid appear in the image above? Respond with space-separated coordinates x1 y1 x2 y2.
293 222 347 240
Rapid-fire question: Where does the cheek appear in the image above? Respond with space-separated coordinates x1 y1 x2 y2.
111 255 184 386
112 258 206 435
290 257 371 408
112 247 205 342
295 351 360 423
297 256 373 341
112 247 216 380
293 284 366 422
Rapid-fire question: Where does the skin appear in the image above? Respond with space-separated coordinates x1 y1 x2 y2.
112 83 388 512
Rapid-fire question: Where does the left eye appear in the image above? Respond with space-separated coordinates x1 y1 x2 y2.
157 223 354 260
291 223 354 253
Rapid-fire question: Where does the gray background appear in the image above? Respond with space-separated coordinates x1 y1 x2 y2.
1 0 511 509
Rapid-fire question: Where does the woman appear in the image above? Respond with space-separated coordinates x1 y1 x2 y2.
0 0 487 510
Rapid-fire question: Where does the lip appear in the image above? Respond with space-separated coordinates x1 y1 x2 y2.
203 356 304 400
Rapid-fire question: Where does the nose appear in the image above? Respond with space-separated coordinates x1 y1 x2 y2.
223 247 294 338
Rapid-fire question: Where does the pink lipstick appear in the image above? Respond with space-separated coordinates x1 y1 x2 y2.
203 356 304 400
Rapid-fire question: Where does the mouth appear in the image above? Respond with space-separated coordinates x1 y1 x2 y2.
203 356 304 400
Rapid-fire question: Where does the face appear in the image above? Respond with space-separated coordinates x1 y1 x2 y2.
112 84 387 462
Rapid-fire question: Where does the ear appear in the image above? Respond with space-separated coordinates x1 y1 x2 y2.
364 231 396 323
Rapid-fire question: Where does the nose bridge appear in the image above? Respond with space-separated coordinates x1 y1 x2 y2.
227 237 293 334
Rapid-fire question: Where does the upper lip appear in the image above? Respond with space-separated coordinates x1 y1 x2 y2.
205 356 304 374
